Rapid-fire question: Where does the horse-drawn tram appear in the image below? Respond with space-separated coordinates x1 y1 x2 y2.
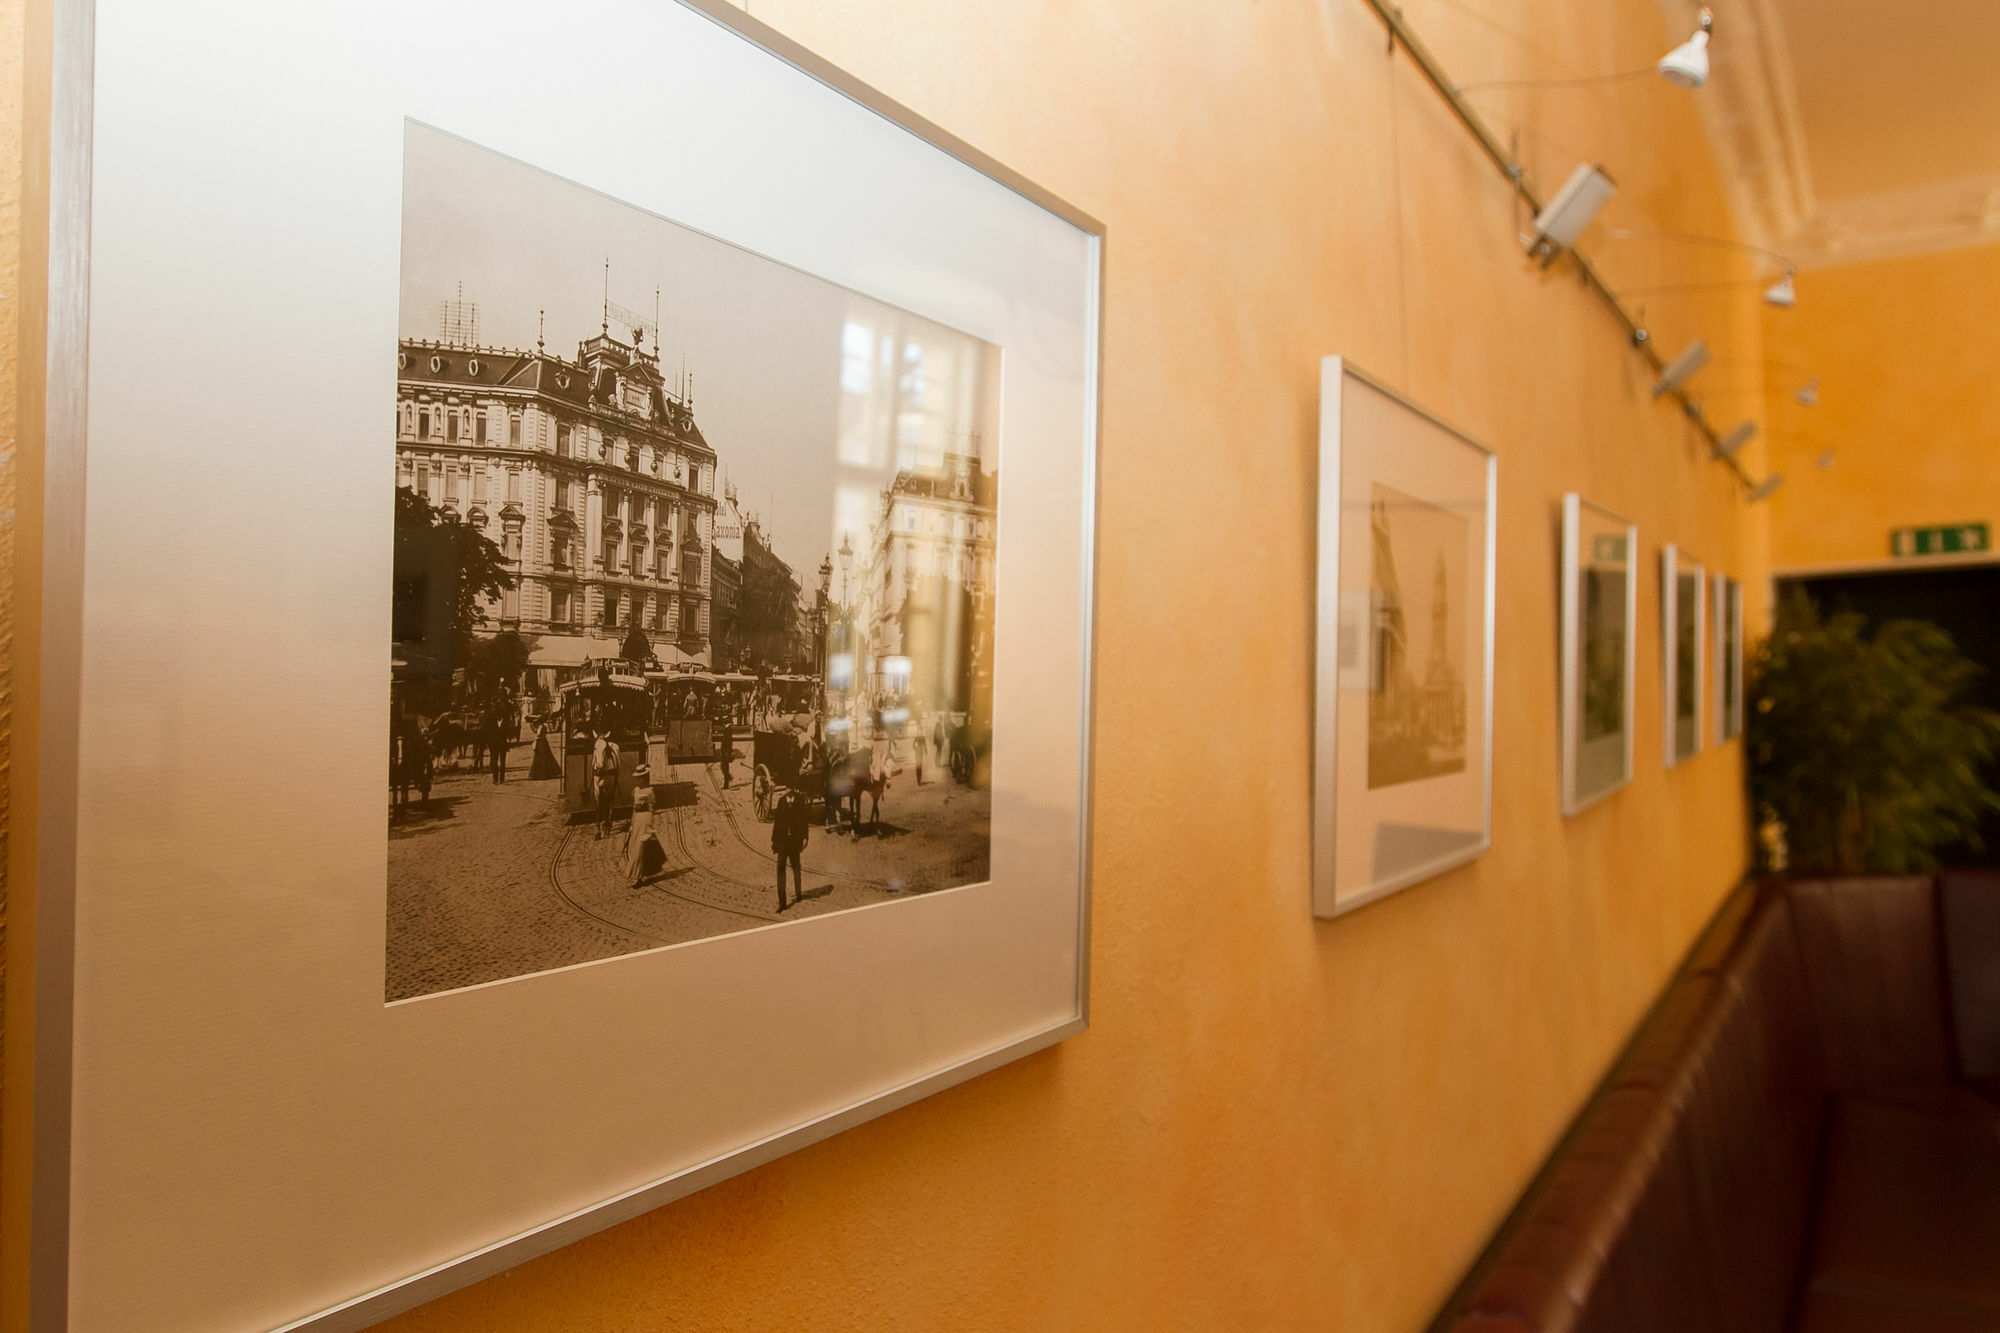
557 660 653 819
646 670 716 765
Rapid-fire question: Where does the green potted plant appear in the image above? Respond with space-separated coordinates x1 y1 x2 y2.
1749 592 2000 874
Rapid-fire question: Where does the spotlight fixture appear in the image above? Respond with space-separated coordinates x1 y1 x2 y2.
1652 338 1710 396
1747 474 1785 503
1714 421 1757 458
1657 9 1714 88
1763 269 1798 308
1528 164 1617 266
1455 8 1713 94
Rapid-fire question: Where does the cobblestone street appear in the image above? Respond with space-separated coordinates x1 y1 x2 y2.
386 736 992 1001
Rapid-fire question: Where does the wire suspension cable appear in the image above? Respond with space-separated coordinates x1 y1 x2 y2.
1358 0 1752 490
1456 66 1657 94
1605 228 1798 272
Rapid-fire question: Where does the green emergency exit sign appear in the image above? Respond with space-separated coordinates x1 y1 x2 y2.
1890 523 1990 558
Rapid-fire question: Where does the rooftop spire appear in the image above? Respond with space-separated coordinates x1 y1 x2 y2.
537 307 545 353
601 258 609 334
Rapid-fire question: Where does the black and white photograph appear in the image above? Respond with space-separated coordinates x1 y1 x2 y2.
1560 495 1637 815
1315 359 1495 917
1662 545 1706 768
387 124 1003 1001
1367 482 1470 789
1714 573 1743 743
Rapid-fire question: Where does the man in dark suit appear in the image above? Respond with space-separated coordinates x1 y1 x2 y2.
771 786 809 912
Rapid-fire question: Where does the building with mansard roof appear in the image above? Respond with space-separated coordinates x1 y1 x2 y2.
394 320 720 692
852 450 997 718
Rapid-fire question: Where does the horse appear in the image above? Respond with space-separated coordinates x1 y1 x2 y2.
837 746 895 833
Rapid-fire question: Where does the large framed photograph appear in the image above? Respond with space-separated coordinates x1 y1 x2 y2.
1560 495 1637 815
25 3 1101 1329
1662 544 1707 767
1713 573 1744 743
1313 359 1496 918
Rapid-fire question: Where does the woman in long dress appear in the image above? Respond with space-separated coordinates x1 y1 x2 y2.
623 762 657 886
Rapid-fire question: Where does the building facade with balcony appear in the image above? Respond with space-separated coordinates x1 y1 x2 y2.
852 450 997 717
394 323 720 683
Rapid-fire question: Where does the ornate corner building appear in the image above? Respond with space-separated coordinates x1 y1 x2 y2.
854 450 997 714
394 321 720 676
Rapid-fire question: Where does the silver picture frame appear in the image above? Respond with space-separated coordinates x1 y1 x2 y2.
1559 495 1638 816
1314 358 1497 918
15 2 1103 1328
1662 543 1707 768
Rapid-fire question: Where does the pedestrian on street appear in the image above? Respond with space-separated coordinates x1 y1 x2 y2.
718 733 734 789
529 720 562 781
624 763 662 886
414 720 435 805
591 731 621 839
487 705 510 784
391 712 420 816
932 714 946 771
771 784 808 912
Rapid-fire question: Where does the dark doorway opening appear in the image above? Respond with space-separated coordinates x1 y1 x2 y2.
1779 563 2000 868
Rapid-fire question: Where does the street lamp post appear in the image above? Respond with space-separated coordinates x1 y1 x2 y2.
815 554 832 739
835 534 854 729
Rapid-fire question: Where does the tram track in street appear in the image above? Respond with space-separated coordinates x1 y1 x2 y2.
546 821 672 945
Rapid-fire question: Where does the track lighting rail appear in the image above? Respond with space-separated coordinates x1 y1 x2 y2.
1361 0 1754 490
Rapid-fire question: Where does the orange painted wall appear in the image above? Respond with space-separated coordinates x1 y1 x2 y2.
2 1 1769 1329
1763 241 2000 571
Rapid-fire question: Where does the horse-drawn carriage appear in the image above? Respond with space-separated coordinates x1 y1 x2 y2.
750 727 825 822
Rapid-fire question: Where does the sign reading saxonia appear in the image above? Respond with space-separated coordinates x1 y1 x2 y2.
1890 523 1990 558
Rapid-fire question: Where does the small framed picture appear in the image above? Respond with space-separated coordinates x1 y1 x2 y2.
1314 358 1496 917
1662 544 1707 767
1560 495 1637 815
1713 573 1744 743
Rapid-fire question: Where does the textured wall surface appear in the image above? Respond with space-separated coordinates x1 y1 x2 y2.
1763 242 2000 570
3 1 1773 1329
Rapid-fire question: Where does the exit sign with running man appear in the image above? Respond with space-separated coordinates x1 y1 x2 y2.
1890 523 1990 558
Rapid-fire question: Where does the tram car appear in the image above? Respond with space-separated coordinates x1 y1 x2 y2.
646 670 719 764
557 660 654 819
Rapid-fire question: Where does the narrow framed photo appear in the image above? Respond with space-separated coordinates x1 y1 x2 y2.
1662 544 1708 767
1314 358 1497 918
1559 495 1638 815
26 2 1101 1328
1713 573 1744 743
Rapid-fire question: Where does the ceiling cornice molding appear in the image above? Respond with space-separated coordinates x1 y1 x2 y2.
1667 0 2000 270
1792 174 2000 270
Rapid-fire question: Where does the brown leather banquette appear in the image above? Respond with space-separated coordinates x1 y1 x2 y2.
1430 872 2000 1333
